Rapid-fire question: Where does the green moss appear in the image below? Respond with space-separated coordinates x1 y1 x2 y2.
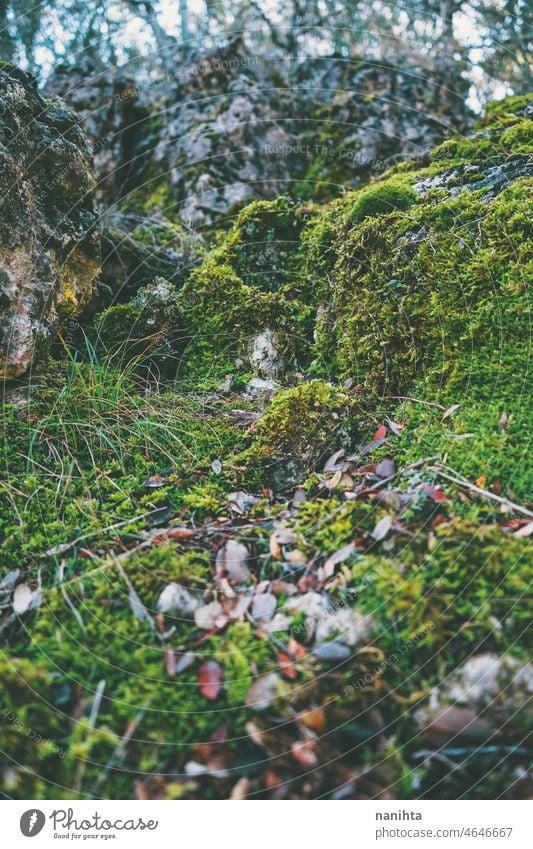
180 197 318 376
349 522 531 682
94 277 184 371
241 379 364 488
346 180 418 225
0 359 250 568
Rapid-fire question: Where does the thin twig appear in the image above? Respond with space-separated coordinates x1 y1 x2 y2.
91 703 149 796
386 395 447 411
432 465 533 519
73 679 106 796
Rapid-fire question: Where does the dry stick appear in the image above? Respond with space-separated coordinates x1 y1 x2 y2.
91 703 149 796
386 395 447 411
432 466 533 519
41 509 164 559
73 679 106 796
60 584 87 634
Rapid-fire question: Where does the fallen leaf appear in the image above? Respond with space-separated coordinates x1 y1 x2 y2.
499 412 508 431
422 706 492 742
163 526 195 540
198 660 222 700
375 458 395 478
515 521 533 538
421 484 446 503
325 469 343 490
323 543 356 578
371 514 393 541
143 474 167 488
230 776 251 800
283 549 307 566
164 649 176 676
299 707 327 734
175 651 196 674
313 641 351 662
323 448 345 473
128 589 152 626
251 592 277 623
194 600 224 630
269 533 282 560
441 403 460 421
0 569 20 593
386 419 403 436
12 583 34 615
291 741 318 768
246 673 280 711
227 491 261 514
373 424 387 440
216 540 250 583
287 638 307 660
146 504 172 526
157 583 200 617
278 652 297 680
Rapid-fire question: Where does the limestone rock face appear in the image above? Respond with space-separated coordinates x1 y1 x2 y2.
0 65 100 378
45 40 472 225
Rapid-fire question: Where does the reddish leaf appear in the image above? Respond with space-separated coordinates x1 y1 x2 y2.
264 770 282 790
421 484 446 502
198 660 222 700
165 526 195 540
501 518 522 532
299 707 327 734
515 521 533 538
287 638 307 660
291 740 319 768
373 424 387 440
278 652 297 680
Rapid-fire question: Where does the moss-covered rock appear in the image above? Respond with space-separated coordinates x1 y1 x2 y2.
241 379 364 489
180 197 319 377
94 278 184 373
0 65 100 378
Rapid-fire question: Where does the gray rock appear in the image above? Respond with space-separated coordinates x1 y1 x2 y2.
0 65 100 378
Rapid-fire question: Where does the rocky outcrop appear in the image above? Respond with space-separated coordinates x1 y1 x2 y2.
45 39 472 225
0 65 100 378
43 61 153 203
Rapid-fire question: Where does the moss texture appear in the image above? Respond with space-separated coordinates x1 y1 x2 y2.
0 93 531 800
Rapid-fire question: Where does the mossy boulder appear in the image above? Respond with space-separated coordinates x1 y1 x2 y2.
306 93 532 495
241 379 364 489
0 65 100 378
96 213 205 311
94 278 184 373
180 197 318 377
